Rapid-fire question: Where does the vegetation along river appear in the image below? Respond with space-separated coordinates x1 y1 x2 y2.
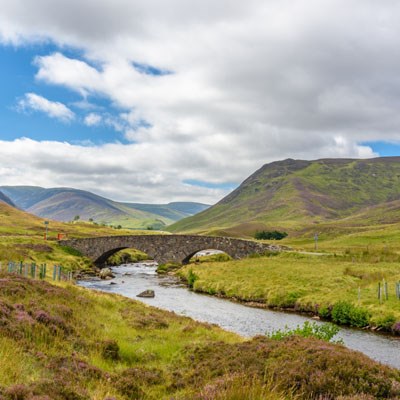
78 262 400 370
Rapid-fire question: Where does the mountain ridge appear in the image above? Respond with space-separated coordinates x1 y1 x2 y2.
0 190 16 207
167 157 400 236
0 186 209 229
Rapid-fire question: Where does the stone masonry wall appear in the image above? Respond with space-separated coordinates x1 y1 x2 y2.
59 234 282 267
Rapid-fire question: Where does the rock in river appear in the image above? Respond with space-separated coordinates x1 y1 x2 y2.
137 289 155 298
99 268 115 280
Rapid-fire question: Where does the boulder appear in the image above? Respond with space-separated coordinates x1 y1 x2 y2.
137 289 155 298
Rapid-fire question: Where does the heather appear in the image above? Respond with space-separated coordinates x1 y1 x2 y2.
0 273 399 399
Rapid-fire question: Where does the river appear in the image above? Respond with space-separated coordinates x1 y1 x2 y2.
78 262 400 370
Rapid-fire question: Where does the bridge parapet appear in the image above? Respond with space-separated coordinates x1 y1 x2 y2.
59 234 282 267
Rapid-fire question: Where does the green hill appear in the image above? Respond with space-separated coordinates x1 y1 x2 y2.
0 186 209 230
168 157 400 237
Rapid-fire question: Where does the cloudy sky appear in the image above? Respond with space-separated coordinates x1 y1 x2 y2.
1 0 400 204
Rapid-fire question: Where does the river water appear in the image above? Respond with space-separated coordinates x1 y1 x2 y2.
78 263 400 369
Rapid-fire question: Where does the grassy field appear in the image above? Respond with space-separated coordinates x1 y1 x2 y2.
1 203 400 398
0 272 399 399
179 251 400 332
0 202 166 272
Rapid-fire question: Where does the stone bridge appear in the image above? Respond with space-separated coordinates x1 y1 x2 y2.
58 234 281 267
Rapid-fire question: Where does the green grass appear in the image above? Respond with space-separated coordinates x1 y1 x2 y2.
0 273 239 399
0 273 399 399
0 202 400 398
0 202 168 272
167 158 400 240
179 252 400 331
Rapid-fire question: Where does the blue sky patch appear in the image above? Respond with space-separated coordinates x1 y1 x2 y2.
184 179 238 190
362 141 400 157
132 61 172 76
0 43 130 144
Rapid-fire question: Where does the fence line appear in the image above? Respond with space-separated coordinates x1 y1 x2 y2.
376 279 400 303
0 261 73 282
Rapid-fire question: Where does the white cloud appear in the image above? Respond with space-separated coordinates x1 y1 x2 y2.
0 0 398 202
0 137 230 204
17 93 75 122
84 112 102 126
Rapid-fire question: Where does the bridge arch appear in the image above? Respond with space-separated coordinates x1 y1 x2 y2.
59 234 280 267
93 246 156 267
182 248 233 265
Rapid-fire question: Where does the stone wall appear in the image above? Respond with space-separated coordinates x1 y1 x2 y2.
59 234 282 267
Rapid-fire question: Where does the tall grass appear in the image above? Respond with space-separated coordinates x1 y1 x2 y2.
179 252 400 331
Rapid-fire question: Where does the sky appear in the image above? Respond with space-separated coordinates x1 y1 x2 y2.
1 1 400 204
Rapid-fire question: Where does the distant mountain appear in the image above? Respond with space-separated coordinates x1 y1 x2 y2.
0 190 15 207
167 157 400 236
123 202 209 221
0 186 209 230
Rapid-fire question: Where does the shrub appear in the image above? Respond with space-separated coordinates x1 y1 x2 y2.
178 336 400 399
115 367 162 399
374 314 397 332
318 305 332 319
268 321 342 343
331 301 369 328
264 336 399 399
100 339 120 361
187 269 199 289
195 373 289 400
255 230 288 240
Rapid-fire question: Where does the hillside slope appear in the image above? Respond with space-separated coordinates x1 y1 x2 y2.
0 186 209 229
123 201 209 220
168 157 400 236
0 191 15 207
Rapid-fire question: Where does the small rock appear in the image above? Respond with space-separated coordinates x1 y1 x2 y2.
137 289 155 298
110 282 117 285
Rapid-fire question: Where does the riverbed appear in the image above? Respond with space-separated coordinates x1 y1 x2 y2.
78 262 400 369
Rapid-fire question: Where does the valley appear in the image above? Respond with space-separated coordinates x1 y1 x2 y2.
0 185 209 230
1 156 400 399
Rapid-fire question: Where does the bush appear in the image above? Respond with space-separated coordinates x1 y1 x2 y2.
268 321 342 343
374 314 397 332
100 339 120 361
318 305 332 319
331 301 369 328
254 230 288 240
178 336 400 399
187 269 199 289
115 367 162 399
